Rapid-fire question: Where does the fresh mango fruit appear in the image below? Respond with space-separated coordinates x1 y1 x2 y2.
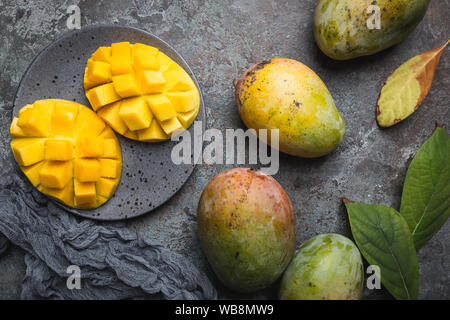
313 0 430 60
279 234 364 300
10 99 122 209
197 168 296 293
84 42 200 142
235 58 346 158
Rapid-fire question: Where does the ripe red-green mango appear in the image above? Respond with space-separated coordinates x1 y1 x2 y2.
197 168 296 293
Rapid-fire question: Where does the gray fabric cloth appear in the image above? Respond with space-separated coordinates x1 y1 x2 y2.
0 173 217 300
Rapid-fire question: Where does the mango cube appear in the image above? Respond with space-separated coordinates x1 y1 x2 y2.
83 67 96 90
157 52 178 72
103 139 119 159
97 101 128 135
34 99 55 112
145 94 176 122
22 162 44 187
160 117 183 135
45 139 73 161
99 159 120 178
18 104 33 116
137 119 169 141
177 109 198 128
111 42 131 59
96 178 117 198
50 108 76 137
92 47 111 63
133 53 159 71
166 92 195 113
123 129 138 140
54 100 78 118
74 180 96 206
39 160 72 189
139 71 166 94
44 181 74 207
119 97 152 131
11 138 45 167
17 101 53 137
87 61 111 84
80 136 104 157
86 83 121 111
132 43 158 56
163 68 193 92
10 117 26 137
110 56 133 75
76 108 106 136
112 74 141 98
98 126 117 139
74 158 101 182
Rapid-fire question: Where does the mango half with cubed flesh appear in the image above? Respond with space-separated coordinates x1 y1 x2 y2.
10 99 122 209
83 42 200 142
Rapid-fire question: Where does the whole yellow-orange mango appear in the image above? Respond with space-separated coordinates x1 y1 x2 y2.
235 58 345 158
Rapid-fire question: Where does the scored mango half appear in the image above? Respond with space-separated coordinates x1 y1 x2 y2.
10 99 122 209
83 42 200 142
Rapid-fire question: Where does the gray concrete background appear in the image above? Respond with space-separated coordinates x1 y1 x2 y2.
0 0 448 300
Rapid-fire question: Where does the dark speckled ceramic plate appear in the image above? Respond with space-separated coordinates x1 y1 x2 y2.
13 25 205 221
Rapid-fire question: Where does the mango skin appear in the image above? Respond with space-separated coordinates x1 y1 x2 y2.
197 168 296 293
314 0 430 60
279 233 364 300
235 58 345 158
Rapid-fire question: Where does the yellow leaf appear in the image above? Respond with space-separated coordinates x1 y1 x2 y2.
376 40 449 128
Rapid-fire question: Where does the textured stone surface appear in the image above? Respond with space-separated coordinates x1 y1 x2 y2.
0 0 448 299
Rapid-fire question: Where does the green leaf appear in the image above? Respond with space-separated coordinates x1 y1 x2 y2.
400 126 450 249
344 201 419 300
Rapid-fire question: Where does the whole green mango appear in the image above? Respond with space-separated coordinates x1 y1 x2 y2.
314 0 430 60
197 168 296 293
279 233 364 300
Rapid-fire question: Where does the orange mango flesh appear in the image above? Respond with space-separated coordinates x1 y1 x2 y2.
84 42 200 142
10 99 122 209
